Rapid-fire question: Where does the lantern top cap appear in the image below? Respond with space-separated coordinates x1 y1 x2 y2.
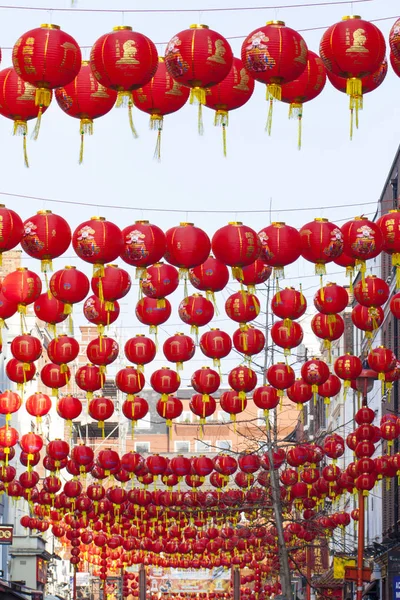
342 15 362 20
228 221 243 226
180 222 194 226
271 221 285 226
40 24 61 30
113 25 133 31
266 20 285 26
65 266 76 269
82 60 89 66
210 328 220 331
106 264 118 268
190 24 209 29
16 267 27 271
91 216 105 221
135 220 150 224
135 334 145 337
37 209 52 215
159 57 165 63
389 209 400 214
314 217 328 222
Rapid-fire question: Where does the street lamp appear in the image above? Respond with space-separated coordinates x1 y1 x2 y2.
353 366 377 600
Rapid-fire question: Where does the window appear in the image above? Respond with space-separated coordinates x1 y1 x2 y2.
174 441 190 453
176 411 192 424
257 409 265 426
195 440 211 453
216 440 232 451
135 414 151 430
217 411 230 423
134 442 150 453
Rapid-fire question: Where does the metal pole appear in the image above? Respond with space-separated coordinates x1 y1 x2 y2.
306 546 312 600
103 580 107 600
72 567 77 600
356 490 365 600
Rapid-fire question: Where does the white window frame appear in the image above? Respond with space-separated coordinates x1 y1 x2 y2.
195 440 212 453
216 440 232 452
176 411 192 424
174 441 190 453
217 411 230 423
134 441 150 453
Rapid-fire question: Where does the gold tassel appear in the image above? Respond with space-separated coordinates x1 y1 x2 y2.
124 96 139 139
215 110 229 157
14 120 29 167
265 84 281 136
79 118 93 165
32 106 43 141
347 78 363 140
288 103 303 150
35 88 51 107
150 115 163 162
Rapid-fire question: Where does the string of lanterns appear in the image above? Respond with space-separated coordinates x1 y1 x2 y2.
0 15 399 163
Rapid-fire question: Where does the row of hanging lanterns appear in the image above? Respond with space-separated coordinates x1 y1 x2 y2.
1 15 400 163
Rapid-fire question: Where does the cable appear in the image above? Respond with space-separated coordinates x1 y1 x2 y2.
0 0 374 13
0 191 380 215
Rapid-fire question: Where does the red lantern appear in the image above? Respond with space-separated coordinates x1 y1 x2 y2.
326 59 387 137
301 359 330 395
75 364 104 399
33 293 68 332
47 335 79 367
287 379 313 407
57 395 83 425
377 210 400 287
150 368 180 401
0 391 22 424
334 354 363 389
318 374 342 405
228 366 257 400
0 427 19 457
73 217 123 275
341 217 383 276
253 385 279 417
233 260 272 295
135 297 171 334
156 395 183 427
84 295 120 333
20 431 42 455
132 58 190 158
178 294 214 335
232 326 265 360
10 334 42 363
199 329 232 368
189 256 229 304
40 363 70 397
242 21 307 131
319 16 385 132
140 262 179 304
2 268 42 314
352 305 384 338
353 275 389 307
270 320 303 355
165 25 233 130
266 363 295 396
225 291 260 326
50 266 90 313
0 69 52 165
163 333 195 371
390 19 400 60
280 51 326 148
25 393 51 424
212 222 261 278
88 397 114 436
90 26 158 134
55 62 117 163
314 283 349 314
220 390 247 422
6 359 36 391
191 367 220 399
391 292 400 319
87 336 119 370
21 210 71 271
355 473 376 496
116 367 145 399
0 292 18 339
311 313 344 353
122 396 149 430
368 346 397 385
124 335 156 373
91 264 131 308
12 24 81 108
120 220 166 275
299 218 343 275
204 57 254 155
164 223 211 276
258 222 301 278
189 393 217 424
271 287 306 324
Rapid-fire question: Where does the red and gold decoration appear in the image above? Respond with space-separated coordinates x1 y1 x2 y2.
55 62 117 163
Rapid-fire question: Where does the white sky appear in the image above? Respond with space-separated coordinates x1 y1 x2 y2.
0 0 397 387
